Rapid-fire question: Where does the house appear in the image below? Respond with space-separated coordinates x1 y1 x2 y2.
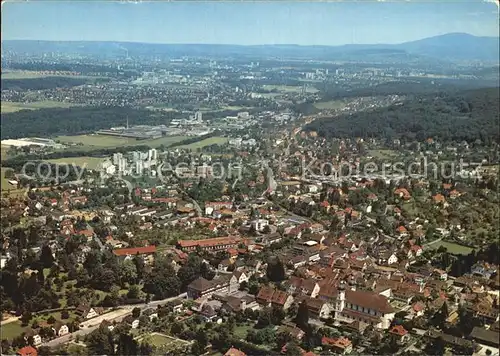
17 346 38 356
321 336 353 354
75 304 101 320
112 246 157 265
131 319 140 329
277 324 305 340
221 294 260 313
394 188 411 201
389 325 410 343
187 275 239 300
233 271 249 284
24 329 42 346
304 297 333 320
53 321 69 337
177 236 241 252
256 286 294 310
170 299 184 313
284 276 320 298
224 347 247 356
469 327 500 348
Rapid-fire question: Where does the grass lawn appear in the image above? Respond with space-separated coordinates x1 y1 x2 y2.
1 145 11 161
1 101 79 114
430 241 475 255
263 84 318 93
233 323 253 339
44 157 105 170
0 167 25 197
0 321 26 340
55 134 189 150
368 149 398 160
314 100 345 110
176 136 228 150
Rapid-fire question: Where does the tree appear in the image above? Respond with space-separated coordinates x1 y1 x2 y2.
127 284 140 299
86 326 115 356
61 310 70 319
116 333 138 356
177 254 203 289
47 315 56 324
295 301 309 331
143 258 181 299
276 331 293 350
119 260 138 286
39 245 55 268
266 258 286 282
132 307 141 319
285 341 303 356
20 310 33 326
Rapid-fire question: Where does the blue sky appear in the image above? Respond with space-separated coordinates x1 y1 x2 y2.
2 1 499 45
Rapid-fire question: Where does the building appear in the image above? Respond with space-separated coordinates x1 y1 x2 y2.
112 246 157 264
75 305 101 320
318 281 395 329
177 236 241 252
321 337 353 354
256 286 294 310
17 346 38 356
187 275 239 300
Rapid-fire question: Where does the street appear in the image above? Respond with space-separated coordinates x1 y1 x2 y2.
41 293 187 348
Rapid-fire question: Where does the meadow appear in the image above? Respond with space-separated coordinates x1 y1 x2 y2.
175 136 228 150
45 157 105 170
55 134 190 150
314 100 346 110
429 241 475 255
1 101 79 114
263 84 319 93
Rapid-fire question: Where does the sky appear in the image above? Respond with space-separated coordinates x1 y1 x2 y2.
1 1 499 46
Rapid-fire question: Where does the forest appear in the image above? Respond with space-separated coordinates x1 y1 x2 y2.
0 107 178 139
305 87 500 143
1 77 94 91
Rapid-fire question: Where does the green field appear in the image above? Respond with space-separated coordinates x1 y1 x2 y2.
263 84 319 93
0 321 25 340
314 100 345 110
176 136 228 150
0 167 25 197
139 332 190 349
56 134 190 150
45 157 105 170
1 100 79 114
2 71 54 79
429 241 475 255
368 149 398 159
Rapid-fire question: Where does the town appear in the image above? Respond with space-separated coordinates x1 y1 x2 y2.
1 2 500 356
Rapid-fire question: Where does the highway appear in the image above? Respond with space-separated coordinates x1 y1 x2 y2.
41 293 187 348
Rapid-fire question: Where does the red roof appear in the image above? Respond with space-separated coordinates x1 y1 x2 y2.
17 346 38 356
113 245 156 256
389 325 409 336
178 236 240 249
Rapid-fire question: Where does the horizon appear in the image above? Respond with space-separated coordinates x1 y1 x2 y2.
2 32 499 48
2 1 499 46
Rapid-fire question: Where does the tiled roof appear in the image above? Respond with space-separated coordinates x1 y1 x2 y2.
113 245 156 256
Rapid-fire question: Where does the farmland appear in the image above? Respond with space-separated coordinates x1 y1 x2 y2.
175 136 228 150
55 134 190 150
45 157 105 170
1 101 79 114
313 100 346 110
262 84 319 93
0 167 25 197
428 240 475 255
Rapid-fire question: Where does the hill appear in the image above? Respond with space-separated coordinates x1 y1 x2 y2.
304 87 500 143
3 33 498 63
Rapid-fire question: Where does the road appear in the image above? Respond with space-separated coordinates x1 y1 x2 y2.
41 293 187 348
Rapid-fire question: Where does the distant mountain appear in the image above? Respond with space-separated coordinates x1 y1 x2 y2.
2 33 499 63
397 33 500 62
